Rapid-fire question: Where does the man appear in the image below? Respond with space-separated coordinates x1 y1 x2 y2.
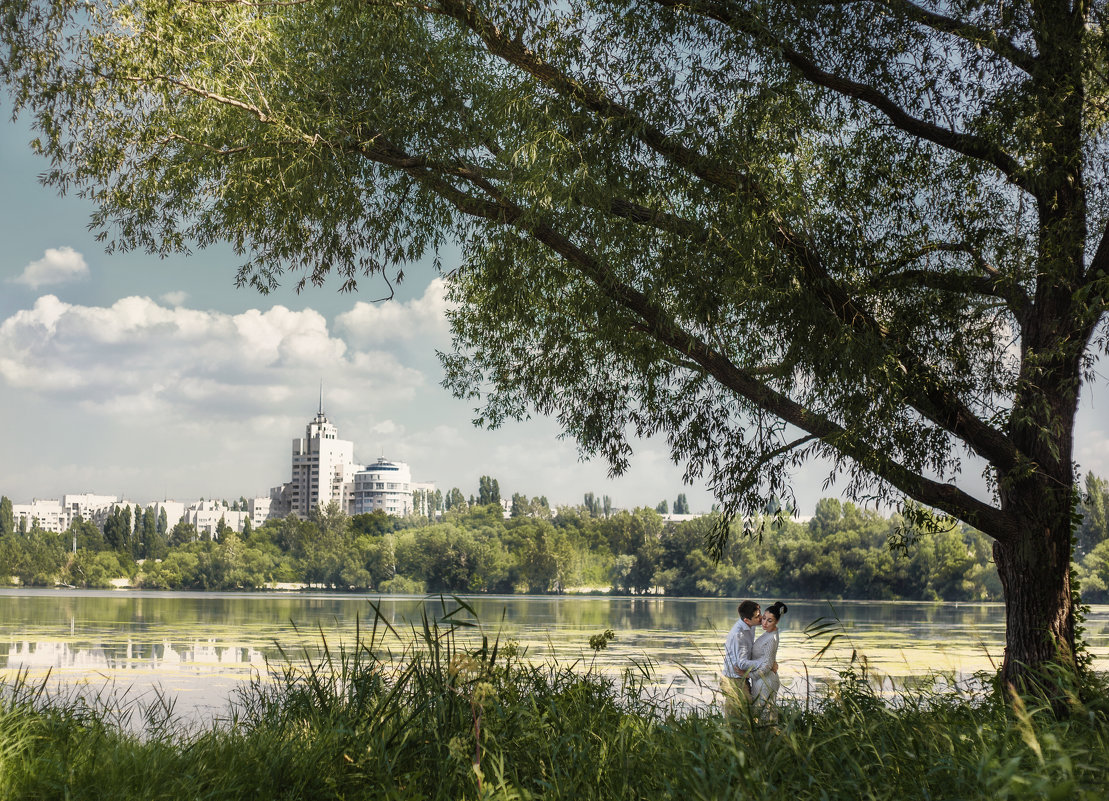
722 600 763 717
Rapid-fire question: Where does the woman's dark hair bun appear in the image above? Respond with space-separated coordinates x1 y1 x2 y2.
769 602 788 617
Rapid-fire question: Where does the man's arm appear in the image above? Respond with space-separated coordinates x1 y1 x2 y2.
723 623 745 675
732 627 762 673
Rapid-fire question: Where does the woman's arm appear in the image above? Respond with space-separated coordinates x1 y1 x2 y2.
752 636 778 676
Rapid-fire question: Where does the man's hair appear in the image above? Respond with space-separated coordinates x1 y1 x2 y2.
738 600 760 620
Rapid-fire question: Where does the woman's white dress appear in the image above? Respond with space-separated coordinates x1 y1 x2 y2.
749 630 780 719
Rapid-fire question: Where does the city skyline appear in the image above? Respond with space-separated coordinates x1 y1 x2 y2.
3 115 1108 517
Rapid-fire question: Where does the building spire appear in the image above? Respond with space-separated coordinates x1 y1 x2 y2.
318 380 324 416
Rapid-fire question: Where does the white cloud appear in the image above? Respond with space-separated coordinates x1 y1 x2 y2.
161 290 189 306
11 247 90 288
371 420 399 435
0 295 426 424
0 285 878 512
335 278 451 345
0 287 507 502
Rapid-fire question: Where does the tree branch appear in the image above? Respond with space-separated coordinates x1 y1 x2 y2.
126 7 1021 531
814 0 1037 74
873 242 1032 321
587 188 1024 474
734 433 821 497
421 0 1024 476
650 0 1032 192
137 75 275 125
531 218 1016 536
875 266 1021 301
345 130 1015 537
433 0 749 195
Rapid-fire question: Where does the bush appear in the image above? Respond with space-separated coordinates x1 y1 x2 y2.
378 575 426 595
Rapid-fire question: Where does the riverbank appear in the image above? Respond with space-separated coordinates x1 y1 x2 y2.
3 617 1107 801
88 578 621 594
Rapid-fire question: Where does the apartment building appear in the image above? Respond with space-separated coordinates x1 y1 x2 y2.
270 406 430 518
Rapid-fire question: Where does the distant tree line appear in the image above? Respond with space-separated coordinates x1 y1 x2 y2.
415 478 694 522
1 473 1107 600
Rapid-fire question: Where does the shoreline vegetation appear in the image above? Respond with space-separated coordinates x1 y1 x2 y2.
2 603 1107 800
3 487 1109 603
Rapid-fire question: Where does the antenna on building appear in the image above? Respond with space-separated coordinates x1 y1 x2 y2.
318 380 324 416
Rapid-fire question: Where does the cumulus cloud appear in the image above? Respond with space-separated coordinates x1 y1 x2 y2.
335 278 451 345
161 290 189 306
11 247 90 289
0 295 426 424
371 420 399 435
0 287 723 508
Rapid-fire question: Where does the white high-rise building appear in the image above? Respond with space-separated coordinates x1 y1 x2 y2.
270 402 361 518
270 402 432 519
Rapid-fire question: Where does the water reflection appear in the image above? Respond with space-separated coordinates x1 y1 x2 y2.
2 589 1106 720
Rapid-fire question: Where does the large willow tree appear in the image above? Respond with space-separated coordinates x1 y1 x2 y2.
4 0 1108 687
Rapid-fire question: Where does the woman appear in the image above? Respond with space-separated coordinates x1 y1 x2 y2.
749 601 787 721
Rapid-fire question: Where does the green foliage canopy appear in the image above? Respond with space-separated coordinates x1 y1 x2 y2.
4 0 1109 683
0 493 1011 599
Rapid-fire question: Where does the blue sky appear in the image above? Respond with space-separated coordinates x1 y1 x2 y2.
2 114 1106 515
0 115 718 512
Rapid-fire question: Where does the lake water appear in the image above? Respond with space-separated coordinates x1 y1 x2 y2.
3 589 1107 723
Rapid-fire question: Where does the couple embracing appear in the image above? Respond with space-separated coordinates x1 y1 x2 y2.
722 599 788 721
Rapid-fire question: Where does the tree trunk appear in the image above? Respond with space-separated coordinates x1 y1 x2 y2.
992 516 1076 693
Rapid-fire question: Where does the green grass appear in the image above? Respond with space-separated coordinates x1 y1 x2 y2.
2 602 1107 800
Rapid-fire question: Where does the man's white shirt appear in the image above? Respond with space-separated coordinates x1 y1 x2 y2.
723 619 762 678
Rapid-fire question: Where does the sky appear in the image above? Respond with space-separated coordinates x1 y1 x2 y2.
2 115 1107 516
